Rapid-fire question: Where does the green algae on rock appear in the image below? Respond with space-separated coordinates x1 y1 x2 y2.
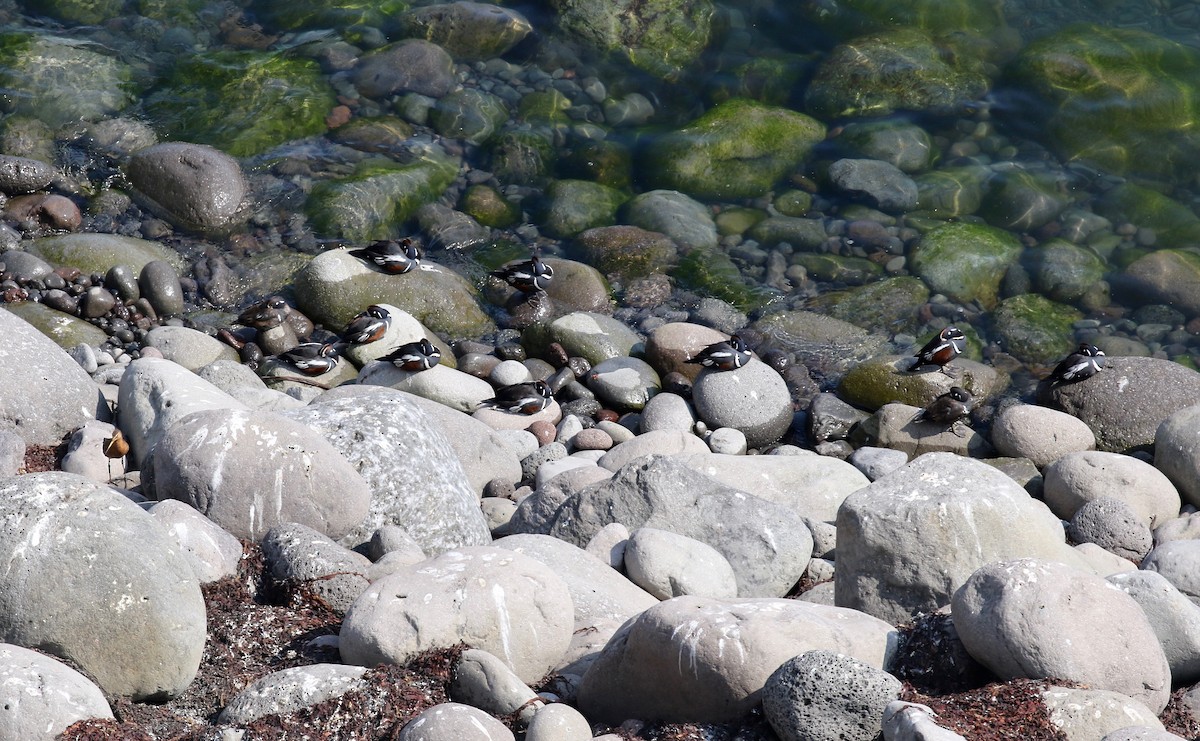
979 169 1071 232
1094 183 1200 249
837 119 937 174
250 0 408 32
28 233 187 276
805 28 989 119
459 184 521 228
489 126 557 185
0 33 134 129
523 311 643 366
535 179 627 239
792 254 883 285
992 294 1081 365
1027 239 1106 305
641 99 825 201
914 166 991 219
1010 24 1200 184
837 356 1004 411
569 226 679 282
909 221 1022 309
800 0 1011 42
306 147 459 243
4 301 108 349
675 245 774 313
550 0 714 80
34 0 124 25
430 89 510 145
144 50 335 158
813 276 931 335
399 2 532 61
294 250 494 340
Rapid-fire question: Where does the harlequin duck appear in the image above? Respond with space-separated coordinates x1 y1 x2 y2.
491 253 554 293
342 305 391 344
686 334 752 371
482 380 553 414
277 342 339 375
349 238 421 274
1047 343 1105 386
914 386 974 436
381 338 442 371
907 326 966 375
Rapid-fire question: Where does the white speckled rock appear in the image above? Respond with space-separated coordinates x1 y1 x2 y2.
1042 687 1165 737
0 307 105 445
284 385 491 554
577 595 898 724
1043 450 1180 528
398 702 515 741
535 311 642 365
0 643 113 739
340 546 574 683
625 526 737 599
762 650 901 741
149 407 371 541
1155 404 1200 511
117 357 249 466
147 499 243 584
262 522 372 615
0 472 205 700
952 558 1170 713
691 359 792 448
218 664 370 725
991 403 1096 467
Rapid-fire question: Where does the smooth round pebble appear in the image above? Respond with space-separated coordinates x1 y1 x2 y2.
398 702 515 741
708 427 747 455
639 392 695 433
489 359 533 387
624 526 738 600
991 403 1095 467
525 703 592 741
691 359 792 448
527 420 556 446
572 427 613 451
137 259 184 316
848 446 909 481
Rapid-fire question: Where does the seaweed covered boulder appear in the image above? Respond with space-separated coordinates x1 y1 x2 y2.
0 32 134 128
908 220 1022 309
1009 24 1200 184
144 49 335 157
642 99 825 201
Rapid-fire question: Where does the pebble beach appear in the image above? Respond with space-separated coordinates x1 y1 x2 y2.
7 0 1200 739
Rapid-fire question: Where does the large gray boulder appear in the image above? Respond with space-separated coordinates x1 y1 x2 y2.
1046 356 1200 453
0 473 205 700
340 546 574 683
0 643 113 739
836 452 1089 624
149 408 371 541
125 142 249 233
951 558 1170 713
1046 450 1181 528
691 359 793 448
576 595 898 724
1155 404 1200 510
1108 570 1200 684
284 385 491 553
0 307 105 445
401 390 523 493
117 357 249 466
548 455 813 597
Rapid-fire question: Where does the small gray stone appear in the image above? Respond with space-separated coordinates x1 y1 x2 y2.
708 427 747 455
397 702 515 741
762 650 902 741
848 446 909 481
828 158 918 213
809 392 870 443
354 39 456 99
138 260 184 316
584 522 629 569
1068 497 1152 562
625 526 738 599
623 189 718 251
522 441 568 481
489 358 533 387
69 342 98 373
0 154 54 193
1155 512 1200 544
883 701 966 740
368 525 427 562
449 648 538 717
0 249 53 281
126 142 248 232
586 356 660 411
524 703 592 741
262 522 372 615
691 359 792 448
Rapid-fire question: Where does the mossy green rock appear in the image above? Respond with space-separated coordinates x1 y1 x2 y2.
250 0 408 31
1010 24 1200 184
560 139 633 190
459 185 521 228
992 294 1081 365
642 99 826 200
1028 239 1106 304
914 166 990 218
751 310 889 378
838 119 936 174
37 0 124 24
1122 249 1200 316
569 225 679 281
549 0 714 79
0 33 134 128
1095 183 1200 249
523 311 642 365
792 254 883 285
979 169 1071 232
430 89 509 145
803 0 1009 41
805 28 989 119
749 217 827 249
537 180 626 239
708 53 809 108
815 276 931 335
306 147 460 242
144 50 334 157
675 245 773 312
489 126 556 185
399 2 532 61
837 356 1006 411
27 234 186 276
518 90 571 124
909 221 1022 309
328 117 414 154
294 250 494 340
4 301 108 349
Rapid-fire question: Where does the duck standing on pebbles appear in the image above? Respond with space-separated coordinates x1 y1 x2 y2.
687 334 752 371
341 305 391 344
914 386 974 436
907 326 966 376
276 342 340 376
491 252 554 294
482 380 553 414
349 238 421 275
1046 343 1105 386
381 338 442 371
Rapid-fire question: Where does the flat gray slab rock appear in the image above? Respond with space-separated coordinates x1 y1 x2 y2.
0 472 205 700
0 307 105 445
0 642 113 739
577 595 898 724
149 407 371 541
836 452 1090 624
951 558 1170 713
549 454 813 597
218 664 369 726
284 385 491 553
340 546 574 684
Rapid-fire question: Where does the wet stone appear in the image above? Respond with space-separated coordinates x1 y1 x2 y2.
138 260 184 317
